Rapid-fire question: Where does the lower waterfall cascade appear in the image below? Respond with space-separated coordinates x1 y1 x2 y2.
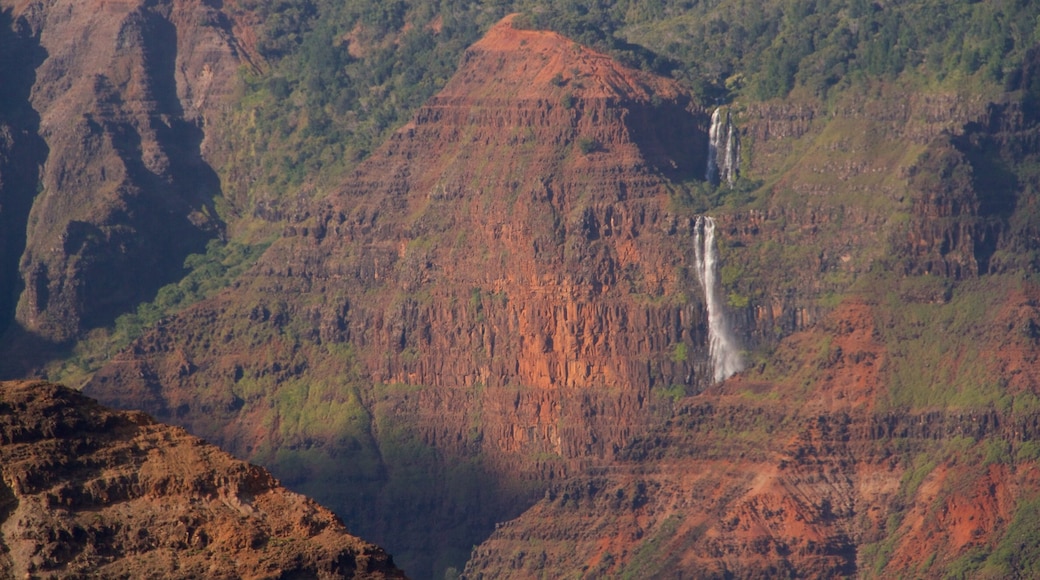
694 216 745 382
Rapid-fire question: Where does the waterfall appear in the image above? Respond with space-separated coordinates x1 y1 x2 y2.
723 115 740 185
694 216 744 382
705 107 739 186
706 108 721 184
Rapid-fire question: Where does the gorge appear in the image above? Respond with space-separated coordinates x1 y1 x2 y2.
1 1 1040 578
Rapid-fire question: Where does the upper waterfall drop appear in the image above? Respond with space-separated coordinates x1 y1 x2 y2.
705 107 740 186
694 216 744 383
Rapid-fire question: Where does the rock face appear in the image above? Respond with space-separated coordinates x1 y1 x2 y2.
80 14 1040 578
464 297 1040 578
0 9 46 348
67 11 1040 580
0 0 253 349
0 380 405 578
85 15 728 577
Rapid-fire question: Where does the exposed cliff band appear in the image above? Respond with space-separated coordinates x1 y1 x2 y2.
695 216 743 382
706 107 740 186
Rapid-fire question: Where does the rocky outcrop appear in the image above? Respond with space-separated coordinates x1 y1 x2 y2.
464 401 1040 578
892 100 1040 278
0 380 405 579
0 0 254 350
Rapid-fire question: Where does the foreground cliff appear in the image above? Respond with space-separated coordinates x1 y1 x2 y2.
0 380 404 578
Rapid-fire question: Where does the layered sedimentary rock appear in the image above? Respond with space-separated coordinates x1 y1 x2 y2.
84 16 736 577
0 380 404 579
89 14 727 460
81 13 1040 579
0 0 253 348
464 295 1040 578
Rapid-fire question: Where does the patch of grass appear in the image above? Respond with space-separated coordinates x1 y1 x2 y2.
656 383 686 403
874 275 1025 411
619 514 683 580
670 342 688 363
974 497 1040 578
577 136 601 154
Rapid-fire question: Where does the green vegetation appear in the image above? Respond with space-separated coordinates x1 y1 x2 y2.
974 497 1040 578
657 383 686 403
214 0 1040 230
514 0 1040 101
577 136 601 154
927 494 1040 578
219 1 514 222
669 342 687 363
560 92 575 109
874 275 1024 410
45 238 272 386
619 514 684 579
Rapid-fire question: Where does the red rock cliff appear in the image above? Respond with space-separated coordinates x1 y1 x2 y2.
86 16 725 577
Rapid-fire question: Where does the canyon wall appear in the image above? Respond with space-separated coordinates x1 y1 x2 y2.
83 18 739 576
77 14 1040 580
465 291 1040 578
0 0 252 352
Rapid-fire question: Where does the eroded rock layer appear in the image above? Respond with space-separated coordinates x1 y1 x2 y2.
82 14 1040 579
0 380 405 579
464 296 1040 578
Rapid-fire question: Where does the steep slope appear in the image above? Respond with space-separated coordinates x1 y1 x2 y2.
465 289 1040 578
85 15 730 577
0 0 254 357
0 380 404 578
462 55 1040 575
0 9 46 341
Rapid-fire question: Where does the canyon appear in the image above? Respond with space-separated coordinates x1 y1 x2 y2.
84 16 1040 577
0 1 1039 578
85 18 727 574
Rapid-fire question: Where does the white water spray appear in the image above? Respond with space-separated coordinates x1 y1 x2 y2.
694 216 744 382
